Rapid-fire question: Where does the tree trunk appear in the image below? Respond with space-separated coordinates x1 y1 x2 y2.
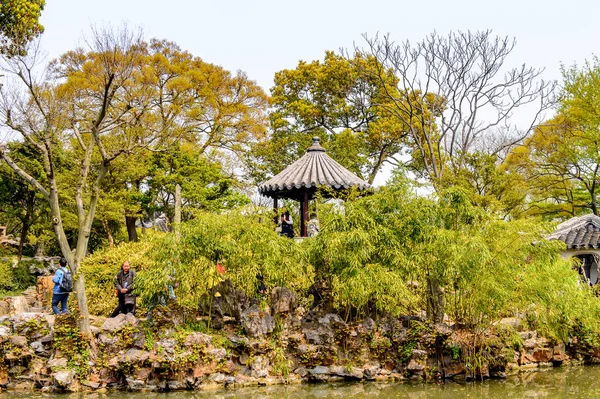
426 277 445 323
17 191 35 259
126 216 138 242
102 217 114 247
174 183 182 228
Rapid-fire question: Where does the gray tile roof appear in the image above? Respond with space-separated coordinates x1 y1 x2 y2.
258 137 370 199
549 214 600 249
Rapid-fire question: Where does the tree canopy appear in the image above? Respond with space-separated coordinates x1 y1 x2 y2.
0 0 45 56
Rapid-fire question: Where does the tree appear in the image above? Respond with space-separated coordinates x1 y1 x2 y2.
359 31 556 188
100 39 268 241
254 51 406 184
0 28 158 334
506 58 600 218
0 142 52 258
0 0 45 56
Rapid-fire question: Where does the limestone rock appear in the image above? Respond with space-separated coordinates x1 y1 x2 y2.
209 348 227 362
0 325 11 338
363 363 381 380
53 369 76 387
183 332 212 347
9 335 27 347
533 348 552 363
241 305 274 338
249 355 270 378
199 280 251 321
309 366 330 375
47 357 68 370
100 313 138 332
407 359 425 372
270 287 296 314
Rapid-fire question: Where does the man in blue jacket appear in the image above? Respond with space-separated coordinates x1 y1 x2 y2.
52 258 70 315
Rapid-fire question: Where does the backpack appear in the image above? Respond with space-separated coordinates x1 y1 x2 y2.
59 267 73 293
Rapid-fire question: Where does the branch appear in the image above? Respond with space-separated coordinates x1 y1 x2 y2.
0 145 50 200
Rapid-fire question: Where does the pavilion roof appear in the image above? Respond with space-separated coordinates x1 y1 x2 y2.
258 137 370 200
550 214 600 250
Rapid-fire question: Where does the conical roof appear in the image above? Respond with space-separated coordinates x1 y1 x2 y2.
258 137 370 200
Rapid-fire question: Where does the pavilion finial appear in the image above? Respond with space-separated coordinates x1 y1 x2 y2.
307 136 325 152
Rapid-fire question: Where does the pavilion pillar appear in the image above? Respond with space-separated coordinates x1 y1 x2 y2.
273 197 278 225
301 192 309 237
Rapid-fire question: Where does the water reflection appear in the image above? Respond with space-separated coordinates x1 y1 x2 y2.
3 366 600 399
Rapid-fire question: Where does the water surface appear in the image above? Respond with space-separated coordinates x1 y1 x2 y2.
2 366 600 398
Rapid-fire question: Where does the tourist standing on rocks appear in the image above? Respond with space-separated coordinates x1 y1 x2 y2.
111 261 136 317
51 258 72 315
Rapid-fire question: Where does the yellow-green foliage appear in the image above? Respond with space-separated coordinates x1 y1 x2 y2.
82 212 313 315
136 212 314 312
81 238 156 316
308 182 600 342
0 260 15 292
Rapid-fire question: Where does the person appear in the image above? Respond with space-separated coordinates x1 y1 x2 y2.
256 272 267 296
280 210 294 238
307 213 320 237
111 261 136 317
51 258 70 315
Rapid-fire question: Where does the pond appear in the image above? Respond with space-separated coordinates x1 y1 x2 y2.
2 366 600 398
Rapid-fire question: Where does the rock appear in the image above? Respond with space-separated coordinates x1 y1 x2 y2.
100 313 138 332
294 367 309 377
10 313 49 334
122 348 150 364
53 369 76 387
97 333 118 346
523 338 538 350
363 317 376 333
435 323 453 337
330 365 364 379
444 362 465 378
249 355 269 378
81 380 100 389
363 363 381 380
9 335 27 347
309 366 330 375
183 332 212 347
0 325 11 338
533 348 552 363
297 344 318 355
0 300 11 316
270 287 296 314
407 359 425 372
209 348 227 362
411 349 427 359
304 330 323 345
209 373 227 383
30 341 47 355
241 305 274 338
318 313 346 329
553 344 566 362
227 334 248 349
125 377 145 391
167 379 188 390
47 357 68 370
155 338 177 354
199 280 251 321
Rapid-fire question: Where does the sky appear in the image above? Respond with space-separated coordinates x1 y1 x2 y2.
36 0 600 185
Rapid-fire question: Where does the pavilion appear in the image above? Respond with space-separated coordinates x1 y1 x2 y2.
258 137 371 237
